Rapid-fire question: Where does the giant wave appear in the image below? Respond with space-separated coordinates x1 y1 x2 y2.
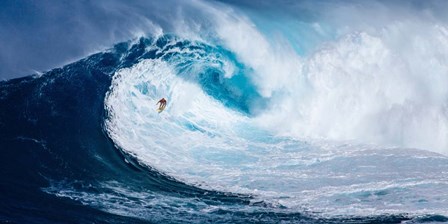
1 0 448 223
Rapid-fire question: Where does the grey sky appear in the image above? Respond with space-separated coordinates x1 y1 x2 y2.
1 0 447 80
0 0 180 80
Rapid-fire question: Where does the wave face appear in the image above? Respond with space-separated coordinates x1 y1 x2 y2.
2 0 448 223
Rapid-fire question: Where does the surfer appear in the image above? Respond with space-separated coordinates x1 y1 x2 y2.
157 98 167 111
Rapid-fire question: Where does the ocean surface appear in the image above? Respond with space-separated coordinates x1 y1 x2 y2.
1 1 448 223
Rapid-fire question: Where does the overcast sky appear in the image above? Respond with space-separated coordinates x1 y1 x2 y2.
1 0 447 80
0 0 181 80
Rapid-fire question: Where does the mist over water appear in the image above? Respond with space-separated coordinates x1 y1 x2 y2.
209 1 448 153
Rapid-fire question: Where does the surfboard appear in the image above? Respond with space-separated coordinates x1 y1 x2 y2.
157 105 166 113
